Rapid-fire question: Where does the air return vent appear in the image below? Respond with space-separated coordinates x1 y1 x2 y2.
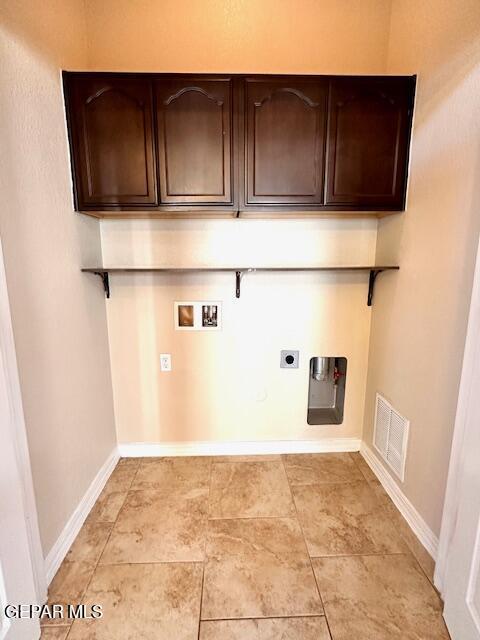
373 393 410 481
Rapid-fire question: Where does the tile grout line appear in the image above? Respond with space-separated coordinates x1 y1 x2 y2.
98 559 206 567
280 454 331 636
311 577 333 640
309 551 409 560
197 456 215 637
201 613 332 622
310 549 412 560
86 551 410 568
63 458 142 640
197 564 206 640
207 514 299 521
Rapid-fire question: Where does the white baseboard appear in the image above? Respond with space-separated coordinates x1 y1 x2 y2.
118 438 361 458
360 442 439 560
44 447 119 585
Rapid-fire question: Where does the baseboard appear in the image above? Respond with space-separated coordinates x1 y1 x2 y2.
360 442 439 560
44 447 119 585
118 438 361 458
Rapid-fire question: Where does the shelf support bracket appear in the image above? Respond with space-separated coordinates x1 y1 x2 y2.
94 271 110 299
368 269 383 306
235 271 242 298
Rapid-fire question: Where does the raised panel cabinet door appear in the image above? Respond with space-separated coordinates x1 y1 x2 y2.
66 74 157 209
155 78 234 205
244 78 327 205
325 77 415 208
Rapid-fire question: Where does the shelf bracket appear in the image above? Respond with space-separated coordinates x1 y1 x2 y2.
235 271 242 298
368 269 383 306
94 271 110 299
235 269 256 298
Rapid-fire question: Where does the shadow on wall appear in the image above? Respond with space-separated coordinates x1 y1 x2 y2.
378 2 480 263
364 0 480 535
0 3 117 556
0 2 87 68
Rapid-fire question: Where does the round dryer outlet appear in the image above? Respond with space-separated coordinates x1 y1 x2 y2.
280 350 299 369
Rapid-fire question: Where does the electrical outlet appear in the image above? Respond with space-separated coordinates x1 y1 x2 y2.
160 354 172 371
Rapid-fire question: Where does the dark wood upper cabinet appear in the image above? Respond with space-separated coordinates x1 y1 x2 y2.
243 78 327 205
325 77 415 209
155 78 235 205
64 75 157 209
63 72 415 216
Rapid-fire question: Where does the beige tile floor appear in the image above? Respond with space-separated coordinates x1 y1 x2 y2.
41 453 450 639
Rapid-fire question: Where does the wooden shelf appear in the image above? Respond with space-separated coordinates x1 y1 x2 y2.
82 266 399 305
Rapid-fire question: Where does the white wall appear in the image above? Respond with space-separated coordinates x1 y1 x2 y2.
0 0 117 556
363 0 480 536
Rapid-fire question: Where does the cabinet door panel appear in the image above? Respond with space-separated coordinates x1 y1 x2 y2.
245 79 327 205
67 76 157 208
325 77 414 208
156 79 233 204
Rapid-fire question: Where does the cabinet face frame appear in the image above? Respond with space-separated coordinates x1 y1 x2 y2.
63 73 158 209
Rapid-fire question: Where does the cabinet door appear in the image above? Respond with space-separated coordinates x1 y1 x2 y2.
325 77 414 208
244 78 327 206
155 78 234 205
66 75 157 208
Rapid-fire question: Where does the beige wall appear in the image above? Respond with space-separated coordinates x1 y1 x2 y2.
89 0 392 447
101 219 376 444
0 1 116 556
84 0 391 74
363 0 480 535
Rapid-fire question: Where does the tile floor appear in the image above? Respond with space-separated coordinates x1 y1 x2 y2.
41 453 450 639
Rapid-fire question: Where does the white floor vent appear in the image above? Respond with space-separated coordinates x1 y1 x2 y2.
373 393 409 481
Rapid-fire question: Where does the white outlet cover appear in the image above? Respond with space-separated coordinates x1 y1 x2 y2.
160 353 172 371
